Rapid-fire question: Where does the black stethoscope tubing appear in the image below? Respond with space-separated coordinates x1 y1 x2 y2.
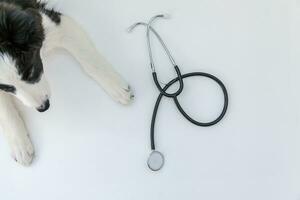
151 71 229 150
152 65 184 97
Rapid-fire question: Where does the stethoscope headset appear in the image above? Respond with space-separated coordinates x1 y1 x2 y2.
128 14 229 171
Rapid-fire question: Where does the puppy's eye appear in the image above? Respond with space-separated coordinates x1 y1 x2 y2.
0 84 16 93
22 68 35 82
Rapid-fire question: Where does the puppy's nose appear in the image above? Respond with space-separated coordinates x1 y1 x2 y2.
37 99 50 112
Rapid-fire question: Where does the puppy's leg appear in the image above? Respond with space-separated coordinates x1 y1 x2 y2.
43 15 134 105
0 92 34 166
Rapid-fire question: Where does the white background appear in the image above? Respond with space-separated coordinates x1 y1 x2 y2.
0 0 299 199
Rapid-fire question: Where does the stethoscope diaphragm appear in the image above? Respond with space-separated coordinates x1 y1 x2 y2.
147 151 165 171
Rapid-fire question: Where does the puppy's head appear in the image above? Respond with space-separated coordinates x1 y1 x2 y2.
0 3 50 112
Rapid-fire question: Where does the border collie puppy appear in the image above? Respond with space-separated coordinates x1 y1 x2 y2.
0 0 133 166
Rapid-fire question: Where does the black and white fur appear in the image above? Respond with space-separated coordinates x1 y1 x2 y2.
0 0 133 166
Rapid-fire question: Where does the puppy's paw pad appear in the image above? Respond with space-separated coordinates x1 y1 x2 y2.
10 137 35 166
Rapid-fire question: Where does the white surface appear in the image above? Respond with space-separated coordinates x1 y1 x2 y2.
0 0 299 199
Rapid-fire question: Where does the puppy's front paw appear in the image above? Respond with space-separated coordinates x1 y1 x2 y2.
112 84 134 105
10 136 35 166
103 76 134 105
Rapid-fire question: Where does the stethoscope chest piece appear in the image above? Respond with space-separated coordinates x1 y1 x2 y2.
147 151 165 171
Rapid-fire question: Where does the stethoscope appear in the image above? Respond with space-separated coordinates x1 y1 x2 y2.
128 14 229 171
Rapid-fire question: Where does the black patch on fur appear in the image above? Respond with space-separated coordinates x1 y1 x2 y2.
37 2 61 24
0 0 52 83
0 0 62 23
0 0 37 9
0 84 16 93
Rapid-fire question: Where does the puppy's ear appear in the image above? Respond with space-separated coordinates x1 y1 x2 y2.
0 5 44 53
